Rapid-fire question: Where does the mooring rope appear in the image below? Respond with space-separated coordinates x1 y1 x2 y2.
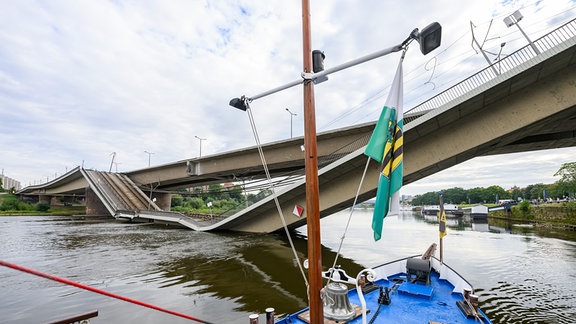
244 101 309 290
327 156 372 282
0 259 212 324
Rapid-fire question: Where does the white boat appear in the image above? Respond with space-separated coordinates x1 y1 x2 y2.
471 205 489 221
421 205 441 215
422 204 464 217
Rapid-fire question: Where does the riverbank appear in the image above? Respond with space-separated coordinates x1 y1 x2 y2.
490 203 576 229
413 203 576 229
0 206 86 217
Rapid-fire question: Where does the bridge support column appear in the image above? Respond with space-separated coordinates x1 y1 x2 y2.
38 195 52 205
85 187 111 216
145 191 171 211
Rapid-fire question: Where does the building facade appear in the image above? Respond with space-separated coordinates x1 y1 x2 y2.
1 175 21 191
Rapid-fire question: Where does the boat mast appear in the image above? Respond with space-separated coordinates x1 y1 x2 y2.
301 0 323 322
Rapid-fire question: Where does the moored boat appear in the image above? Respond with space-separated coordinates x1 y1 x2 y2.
471 205 489 221
422 204 464 217
421 205 441 215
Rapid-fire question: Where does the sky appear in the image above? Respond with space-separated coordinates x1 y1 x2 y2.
1 0 575 197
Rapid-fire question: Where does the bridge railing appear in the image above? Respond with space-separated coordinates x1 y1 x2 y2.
406 18 576 116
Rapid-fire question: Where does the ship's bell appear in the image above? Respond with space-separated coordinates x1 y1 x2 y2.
323 282 356 322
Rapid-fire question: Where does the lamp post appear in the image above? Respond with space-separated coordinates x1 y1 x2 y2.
109 152 116 172
144 150 154 167
229 12 442 322
504 10 540 55
195 136 206 158
286 108 297 138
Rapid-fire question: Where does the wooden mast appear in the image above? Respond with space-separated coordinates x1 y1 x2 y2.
301 0 323 322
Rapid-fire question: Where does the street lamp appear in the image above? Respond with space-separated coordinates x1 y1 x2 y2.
144 150 154 167
286 108 297 138
503 10 540 55
195 136 206 158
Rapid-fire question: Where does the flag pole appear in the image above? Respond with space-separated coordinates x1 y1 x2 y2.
438 193 445 264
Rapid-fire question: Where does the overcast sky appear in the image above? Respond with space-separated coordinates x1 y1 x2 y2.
1 0 575 196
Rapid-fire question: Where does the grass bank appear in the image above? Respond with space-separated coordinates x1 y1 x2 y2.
0 206 86 216
490 202 576 228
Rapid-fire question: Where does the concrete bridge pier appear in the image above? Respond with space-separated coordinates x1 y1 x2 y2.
38 195 52 205
142 190 171 211
85 187 111 216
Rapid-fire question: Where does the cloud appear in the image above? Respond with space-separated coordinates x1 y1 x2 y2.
1 0 575 191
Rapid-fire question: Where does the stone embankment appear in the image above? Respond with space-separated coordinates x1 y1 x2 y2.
491 204 576 230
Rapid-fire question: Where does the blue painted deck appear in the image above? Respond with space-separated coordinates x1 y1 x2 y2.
277 269 491 324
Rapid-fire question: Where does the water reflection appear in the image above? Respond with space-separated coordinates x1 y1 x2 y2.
1 213 576 323
153 232 363 316
0 217 367 323
471 221 490 232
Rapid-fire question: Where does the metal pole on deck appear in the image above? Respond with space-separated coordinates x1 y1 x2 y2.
438 193 446 264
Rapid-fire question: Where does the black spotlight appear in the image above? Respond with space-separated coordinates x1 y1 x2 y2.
229 97 248 111
312 50 325 73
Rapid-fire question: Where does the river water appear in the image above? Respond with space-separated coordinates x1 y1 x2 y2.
1 210 575 324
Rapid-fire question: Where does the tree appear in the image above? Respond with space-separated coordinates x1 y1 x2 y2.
186 197 204 209
226 185 244 201
0 195 30 211
529 183 547 200
171 194 184 207
547 182 561 200
518 199 531 212
34 201 50 212
412 191 441 206
510 186 523 201
466 187 484 204
484 185 508 203
442 187 467 204
554 162 576 182
554 162 576 199
522 184 535 200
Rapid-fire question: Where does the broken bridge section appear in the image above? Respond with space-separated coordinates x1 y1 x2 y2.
80 169 200 228
82 169 162 216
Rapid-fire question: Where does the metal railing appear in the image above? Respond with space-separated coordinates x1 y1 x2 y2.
406 18 576 116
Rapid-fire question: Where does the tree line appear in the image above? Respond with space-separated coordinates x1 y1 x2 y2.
410 162 576 206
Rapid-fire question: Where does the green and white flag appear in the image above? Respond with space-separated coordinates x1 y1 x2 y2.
364 58 404 241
